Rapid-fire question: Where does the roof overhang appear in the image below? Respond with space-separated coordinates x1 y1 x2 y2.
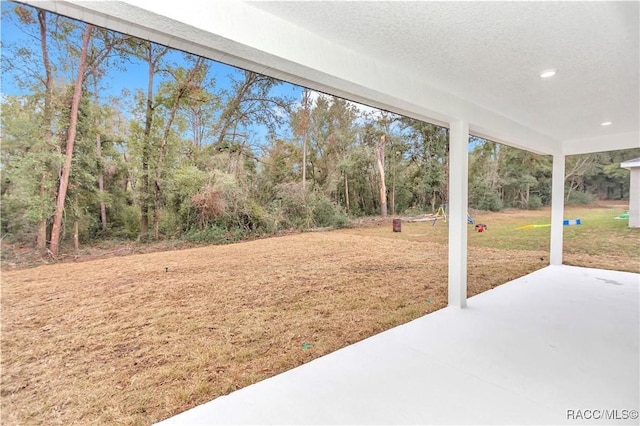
621 158 640 169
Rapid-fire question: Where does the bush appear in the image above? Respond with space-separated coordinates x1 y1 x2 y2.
274 183 350 230
565 191 596 205
158 210 181 238
0 193 54 245
308 191 349 228
110 205 140 240
182 224 231 244
402 206 427 216
245 199 277 234
469 184 503 212
526 194 543 210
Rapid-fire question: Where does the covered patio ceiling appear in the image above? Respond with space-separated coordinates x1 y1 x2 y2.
21 0 640 156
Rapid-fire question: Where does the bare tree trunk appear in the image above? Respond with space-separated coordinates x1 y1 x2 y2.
126 43 168 240
37 174 48 251
73 219 79 251
37 218 48 249
93 73 107 234
344 173 350 212
37 10 53 253
302 89 309 191
140 145 149 238
302 132 307 191
49 23 92 257
123 151 134 192
391 177 395 216
152 182 161 240
566 182 578 202
97 132 107 233
375 135 387 217
140 49 154 240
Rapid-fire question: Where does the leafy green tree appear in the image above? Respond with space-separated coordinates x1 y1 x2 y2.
258 138 302 202
292 94 359 200
399 118 449 212
92 102 132 238
360 111 401 216
151 56 207 239
469 140 503 211
49 22 127 255
1 6 63 251
125 39 170 240
584 149 639 200
0 95 60 243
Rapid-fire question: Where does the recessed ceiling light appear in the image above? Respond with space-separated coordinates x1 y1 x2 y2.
601 121 612 126
539 69 557 78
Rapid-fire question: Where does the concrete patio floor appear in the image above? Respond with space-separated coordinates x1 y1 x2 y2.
156 265 639 425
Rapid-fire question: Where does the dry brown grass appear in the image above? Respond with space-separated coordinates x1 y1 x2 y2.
1 207 636 425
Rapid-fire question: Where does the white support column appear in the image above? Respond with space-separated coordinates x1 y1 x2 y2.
448 120 469 308
550 153 565 265
627 169 640 227
621 160 640 228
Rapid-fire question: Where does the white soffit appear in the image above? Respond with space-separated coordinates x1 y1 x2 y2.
248 1 640 155
21 0 639 156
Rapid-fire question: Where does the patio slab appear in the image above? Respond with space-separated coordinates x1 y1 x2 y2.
155 265 639 425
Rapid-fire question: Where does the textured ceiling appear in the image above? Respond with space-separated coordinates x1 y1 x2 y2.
21 0 639 155
249 1 639 151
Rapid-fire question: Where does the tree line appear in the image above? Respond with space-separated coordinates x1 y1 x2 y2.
1 4 638 256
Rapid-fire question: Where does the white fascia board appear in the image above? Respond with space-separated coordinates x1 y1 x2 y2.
621 158 640 169
26 0 559 155
563 132 640 156
469 120 560 156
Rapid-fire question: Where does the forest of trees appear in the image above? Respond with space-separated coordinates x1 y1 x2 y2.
1 4 638 256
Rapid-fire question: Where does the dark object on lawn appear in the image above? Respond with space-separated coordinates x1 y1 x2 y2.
393 219 401 232
475 224 487 232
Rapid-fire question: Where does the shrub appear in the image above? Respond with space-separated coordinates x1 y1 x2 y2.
308 191 350 228
110 205 140 240
469 183 503 212
158 210 181 238
565 191 597 205
526 194 543 210
274 182 350 230
182 224 229 244
245 199 277 234
192 186 226 228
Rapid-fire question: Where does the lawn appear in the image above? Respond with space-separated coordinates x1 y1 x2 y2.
1 205 637 425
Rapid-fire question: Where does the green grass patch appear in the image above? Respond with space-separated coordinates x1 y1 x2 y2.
562 206 639 256
469 206 639 258
348 206 638 264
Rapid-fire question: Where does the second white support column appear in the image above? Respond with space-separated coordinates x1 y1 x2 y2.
550 153 566 265
448 121 469 308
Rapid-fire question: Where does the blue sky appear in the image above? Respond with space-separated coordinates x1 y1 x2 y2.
0 4 301 97
0 1 306 148
0 1 301 122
